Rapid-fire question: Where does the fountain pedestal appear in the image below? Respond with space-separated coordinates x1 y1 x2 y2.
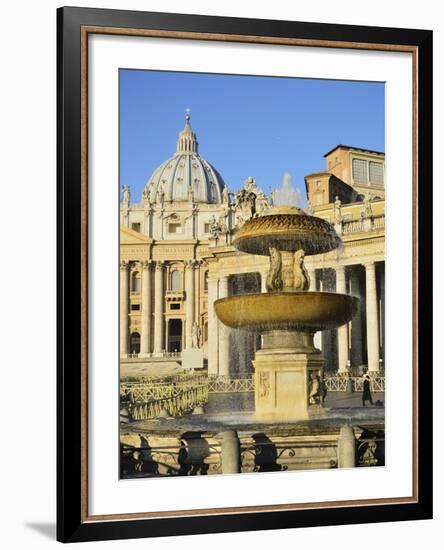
253 331 325 421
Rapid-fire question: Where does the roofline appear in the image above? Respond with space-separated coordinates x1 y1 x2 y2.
304 171 331 179
323 144 385 158
304 172 356 195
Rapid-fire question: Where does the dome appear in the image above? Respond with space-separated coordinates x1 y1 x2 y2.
143 114 226 204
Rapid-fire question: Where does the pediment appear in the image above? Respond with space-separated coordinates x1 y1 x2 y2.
120 225 152 244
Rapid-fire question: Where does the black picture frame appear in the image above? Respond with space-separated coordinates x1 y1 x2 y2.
57 6 433 543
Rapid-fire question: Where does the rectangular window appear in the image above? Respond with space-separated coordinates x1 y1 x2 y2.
369 161 384 185
352 158 367 183
168 223 181 234
204 223 211 233
170 303 180 310
131 222 141 232
131 304 140 311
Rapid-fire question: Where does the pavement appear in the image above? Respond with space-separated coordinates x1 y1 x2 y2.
205 391 384 415
123 391 385 435
324 391 384 409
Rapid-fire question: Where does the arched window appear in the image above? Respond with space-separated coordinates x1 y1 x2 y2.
204 271 209 291
131 271 140 293
170 269 180 291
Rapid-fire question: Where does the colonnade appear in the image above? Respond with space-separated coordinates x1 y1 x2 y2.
207 275 230 375
121 258 384 377
119 259 202 358
207 261 384 377
306 261 384 375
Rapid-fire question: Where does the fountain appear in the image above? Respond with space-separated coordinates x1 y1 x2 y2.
214 200 359 421
119 178 386 478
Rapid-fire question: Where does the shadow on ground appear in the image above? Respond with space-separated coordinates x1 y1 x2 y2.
24 522 56 540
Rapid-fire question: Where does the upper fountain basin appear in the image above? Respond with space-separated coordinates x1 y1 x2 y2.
214 291 359 333
233 206 341 256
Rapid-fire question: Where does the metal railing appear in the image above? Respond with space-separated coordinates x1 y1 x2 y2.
207 374 255 393
121 373 208 402
124 350 182 360
121 373 385 423
324 376 385 392
121 372 209 420
129 384 208 421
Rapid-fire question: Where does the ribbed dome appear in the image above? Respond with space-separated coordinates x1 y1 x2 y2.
143 114 226 204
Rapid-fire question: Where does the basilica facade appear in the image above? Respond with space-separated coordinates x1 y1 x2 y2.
120 115 385 379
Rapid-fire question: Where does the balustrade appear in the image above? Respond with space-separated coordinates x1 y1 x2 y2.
120 425 385 478
342 215 385 235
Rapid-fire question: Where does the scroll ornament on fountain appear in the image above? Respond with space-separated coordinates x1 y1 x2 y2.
214 173 359 421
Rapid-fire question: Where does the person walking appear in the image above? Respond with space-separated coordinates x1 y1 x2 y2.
362 375 373 406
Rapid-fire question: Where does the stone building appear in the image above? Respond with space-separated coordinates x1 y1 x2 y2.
120 116 385 378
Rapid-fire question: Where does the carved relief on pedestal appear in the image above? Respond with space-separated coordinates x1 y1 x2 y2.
258 371 270 398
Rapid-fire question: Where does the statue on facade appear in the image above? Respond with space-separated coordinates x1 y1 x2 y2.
191 322 201 348
156 182 165 205
234 187 256 226
187 184 194 203
222 185 229 205
333 195 342 224
363 193 373 218
218 213 228 234
209 214 220 238
233 176 271 226
305 201 314 215
255 190 270 217
122 185 131 206
142 186 151 207
244 176 255 192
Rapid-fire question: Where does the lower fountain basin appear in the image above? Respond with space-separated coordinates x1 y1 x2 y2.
214 291 358 332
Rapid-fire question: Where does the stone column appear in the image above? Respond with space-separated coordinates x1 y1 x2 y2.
194 261 201 324
185 260 195 349
336 266 349 375
379 263 385 370
319 272 327 354
219 430 241 474
120 261 129 358
153 261 164 356
165 318 170 353
140 260 152 356
337 425 356 468
207 276 219 375
261 271 267 293
350 267 363 367
307 267 316 292
218 276 230 376
364 262 380 373
143 207 151 236
308 267 322 350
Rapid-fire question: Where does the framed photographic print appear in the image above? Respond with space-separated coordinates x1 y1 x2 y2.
57 6 433 543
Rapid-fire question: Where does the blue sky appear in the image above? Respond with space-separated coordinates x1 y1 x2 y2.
120 70 384 204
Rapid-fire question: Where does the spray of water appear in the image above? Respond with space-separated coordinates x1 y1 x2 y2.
272 172 302 208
